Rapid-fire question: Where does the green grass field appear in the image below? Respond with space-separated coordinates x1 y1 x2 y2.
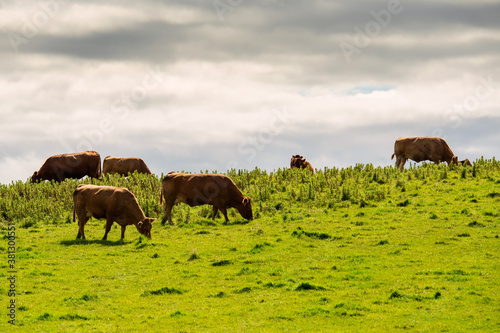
1 160 499 332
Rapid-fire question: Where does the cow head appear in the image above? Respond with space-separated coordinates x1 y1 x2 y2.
291 155 306 169
237 196 253 221
450 155 459 166
136 218 155 239
31 171 42 183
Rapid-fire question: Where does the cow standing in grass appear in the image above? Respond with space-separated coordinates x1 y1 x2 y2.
73 184 154 240
160 172 253 225
103 156 153 176
31 151 101 182
290 155 314 174
391 137 462 171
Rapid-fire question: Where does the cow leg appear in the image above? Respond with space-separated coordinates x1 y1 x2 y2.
212 206 218 220
102 218 113 240
76 213 87 240
398 157 407 171
76 220 82 239
162 201 174 225
161 203 169 224
395 156 402 170
120 225 126 240
220 207 229 224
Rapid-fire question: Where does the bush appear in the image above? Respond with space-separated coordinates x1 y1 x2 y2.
142 286 183 296
295 282 326 291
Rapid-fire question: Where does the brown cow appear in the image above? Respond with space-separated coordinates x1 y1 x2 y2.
459 158 473 167
73 184 154 240
290 154 303 168
391 137 459 171
160 172 253 225
31 151 101 182
103 156 153 176
290 154 314 173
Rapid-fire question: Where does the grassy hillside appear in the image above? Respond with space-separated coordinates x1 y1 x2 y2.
1 159 499 332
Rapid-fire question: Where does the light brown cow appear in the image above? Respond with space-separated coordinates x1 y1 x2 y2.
391 137 459 171
160 172 253 225
31 151 101 182
103 156 153 176
290 154 314 173
73 184 154 240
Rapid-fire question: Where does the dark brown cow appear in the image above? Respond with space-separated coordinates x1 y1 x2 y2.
31 151 101 182
459 158 473 167
160 172 253 225
290 154 314 173
103 156 153 176
73 184 154 240
391 137 459 171
290 154 303 168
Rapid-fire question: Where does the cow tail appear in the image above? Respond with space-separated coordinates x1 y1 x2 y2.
391 153 395 160
160 173 176 205
97 155 102 180
73 187 79 222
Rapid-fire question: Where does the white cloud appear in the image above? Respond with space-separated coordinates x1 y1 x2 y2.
0 154 41 184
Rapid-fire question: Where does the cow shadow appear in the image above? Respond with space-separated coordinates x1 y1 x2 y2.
60 239 133 246
222 219 251 226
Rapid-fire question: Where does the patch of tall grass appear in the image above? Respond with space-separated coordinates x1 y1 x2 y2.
1 158 498 228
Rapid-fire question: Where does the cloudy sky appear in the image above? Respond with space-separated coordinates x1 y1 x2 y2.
1 0 499 183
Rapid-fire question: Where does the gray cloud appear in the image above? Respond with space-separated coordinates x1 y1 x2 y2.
0 0 498 183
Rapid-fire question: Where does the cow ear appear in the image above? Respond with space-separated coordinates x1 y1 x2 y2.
243 197 251 205
137 221 143 228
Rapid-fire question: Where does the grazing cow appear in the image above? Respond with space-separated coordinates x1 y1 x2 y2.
31 151 101 183
290 154 314 173
73 184 154 240
103 156 153 176
160 172 253 225
459 159 473 167
391 137 459 171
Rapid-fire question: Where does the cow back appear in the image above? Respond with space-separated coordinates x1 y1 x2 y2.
162 173 244 207
103 156 152 176
35 151 101 182
394 137 455 164
74 184 146 222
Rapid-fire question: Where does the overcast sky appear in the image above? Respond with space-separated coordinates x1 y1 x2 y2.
1 0 499 184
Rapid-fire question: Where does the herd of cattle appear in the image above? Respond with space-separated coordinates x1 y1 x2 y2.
30 136 472 241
